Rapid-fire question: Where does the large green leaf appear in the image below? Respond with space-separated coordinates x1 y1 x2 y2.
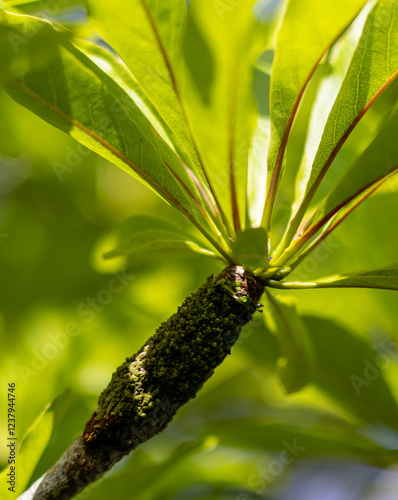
102 214 217 260
262 0 368 229
0 8 68 78
182 0 268 233
287 6 371 233
74 39 183 161
303 316 398 431
231 227 269 270
286 0 398 240
247 53 272 227
1 12 211 231
201 412 395 466
74 38 223 231
297 268 398 291
83 1 207 190
77 39 228 240
263 291 314 393
303 101 398 240
4 0 80 8
0 389 71 499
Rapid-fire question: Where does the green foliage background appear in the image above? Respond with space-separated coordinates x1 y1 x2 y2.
1 1 398 499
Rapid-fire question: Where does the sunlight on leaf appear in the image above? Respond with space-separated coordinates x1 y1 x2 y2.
104 231 217 261
0 8 68 78
83 0 209 197
182 0 269 234
247 51 272 227
262 0 368 230
286 0 398 244
84 438 214 499
304 102 398 239
290 4 372 222
98 214 217 261
304 268 398 292
1 11 216 243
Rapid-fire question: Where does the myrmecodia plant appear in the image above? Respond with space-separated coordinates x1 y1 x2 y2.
1 0 398 498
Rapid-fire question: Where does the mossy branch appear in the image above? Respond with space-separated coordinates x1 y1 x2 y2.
24 266 263 500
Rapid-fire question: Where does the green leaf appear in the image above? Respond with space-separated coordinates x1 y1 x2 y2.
74 40 213 215
83 0 207 192
289 6 371 225
247 53 272 227
182 0 268 233
0 8 68 78
4 0 80 8
288 0 398 239
105 232 216 260
263 291 314 393
303 316 398 431
304 101 398 239
303 267 398 291
74 39 182 160
231 227 268 270
1 12 207 228
103 215 217 260
0 388 71 498
201 412 395 466
262 0 368 229
74 39 227 240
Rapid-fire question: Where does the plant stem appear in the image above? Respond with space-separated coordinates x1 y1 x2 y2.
269 234 309 269
265 279 319 290
25 266 264 500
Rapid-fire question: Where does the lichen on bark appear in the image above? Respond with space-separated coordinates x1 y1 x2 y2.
83 265 264 462
32 265 264 499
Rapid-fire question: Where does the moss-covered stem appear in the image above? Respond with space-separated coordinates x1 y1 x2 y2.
28 266 263 500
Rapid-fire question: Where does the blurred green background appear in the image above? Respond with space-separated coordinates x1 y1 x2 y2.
1 2 398 499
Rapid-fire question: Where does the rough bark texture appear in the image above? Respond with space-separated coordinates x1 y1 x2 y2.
31 265 264 500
